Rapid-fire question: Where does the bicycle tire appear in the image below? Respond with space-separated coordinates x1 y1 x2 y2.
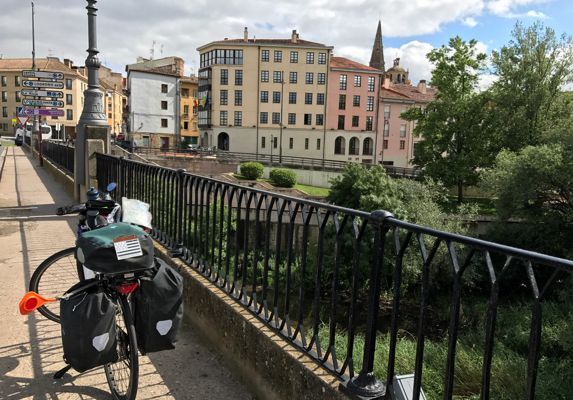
28 247 82 323
104 295 139 400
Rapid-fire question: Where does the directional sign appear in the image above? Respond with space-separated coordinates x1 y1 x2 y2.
21 108 65 117
22 80 64 89
23 99 64 108
22 70 64 80
17 116 29 126
21 89 63 98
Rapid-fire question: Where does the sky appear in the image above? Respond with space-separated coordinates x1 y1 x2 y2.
0 0 571 86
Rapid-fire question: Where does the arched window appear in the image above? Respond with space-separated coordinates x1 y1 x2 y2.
363 138 373 155
217 132 229 151
334 136 345 155
349 137 359 155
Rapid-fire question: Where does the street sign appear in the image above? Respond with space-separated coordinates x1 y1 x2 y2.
23 99 64 108
21 89 63 98
17 116 29 126
22 70 64 80
22 80 64 89
16 106 24 116
31 108 65 117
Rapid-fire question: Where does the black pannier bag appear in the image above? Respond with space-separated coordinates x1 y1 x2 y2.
60 279 118 372
76 222 154 275
134 258 184 354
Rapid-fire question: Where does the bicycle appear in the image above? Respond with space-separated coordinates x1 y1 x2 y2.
29 183 122 323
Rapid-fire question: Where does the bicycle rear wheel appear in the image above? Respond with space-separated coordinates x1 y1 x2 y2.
29 247 81 323
104 295 139 400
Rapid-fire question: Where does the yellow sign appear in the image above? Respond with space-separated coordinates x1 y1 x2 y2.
11 118 17 126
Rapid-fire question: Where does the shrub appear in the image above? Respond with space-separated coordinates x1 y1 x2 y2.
270 168 297 188
240 162 264 180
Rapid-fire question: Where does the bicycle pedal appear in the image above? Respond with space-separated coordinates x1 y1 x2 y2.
53 364 73 379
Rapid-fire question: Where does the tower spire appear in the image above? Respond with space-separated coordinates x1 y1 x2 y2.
369 20 385 72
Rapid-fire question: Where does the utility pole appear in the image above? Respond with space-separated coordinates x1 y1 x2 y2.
279 79 284 164
31 2 43 166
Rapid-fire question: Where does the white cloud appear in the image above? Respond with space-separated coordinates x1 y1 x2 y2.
463 17 479 27
486 0 550 18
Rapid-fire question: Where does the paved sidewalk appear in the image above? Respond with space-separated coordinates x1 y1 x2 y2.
0 147 253 399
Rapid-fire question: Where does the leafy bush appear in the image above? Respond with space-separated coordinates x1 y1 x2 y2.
239 162 264 180
270 168 297 188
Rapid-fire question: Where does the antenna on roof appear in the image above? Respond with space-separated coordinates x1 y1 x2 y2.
160 44 164 56
150 40 156 60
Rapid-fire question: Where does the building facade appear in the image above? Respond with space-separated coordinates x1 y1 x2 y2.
100 66 126 138
197 29 333 158
180 76 199 145
326 57 383 164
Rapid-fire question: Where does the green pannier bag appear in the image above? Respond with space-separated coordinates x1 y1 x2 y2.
76 222 154 275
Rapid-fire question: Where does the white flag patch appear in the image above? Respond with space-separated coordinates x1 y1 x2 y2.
113 235 143 260
156 320 173 336
92 333 110 352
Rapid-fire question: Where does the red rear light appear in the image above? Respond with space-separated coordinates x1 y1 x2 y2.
115 282 139 295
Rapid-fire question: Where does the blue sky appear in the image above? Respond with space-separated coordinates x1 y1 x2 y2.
0 0 571 85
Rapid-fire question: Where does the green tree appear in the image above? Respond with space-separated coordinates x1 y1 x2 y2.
402 36 488 203
489 22 573 150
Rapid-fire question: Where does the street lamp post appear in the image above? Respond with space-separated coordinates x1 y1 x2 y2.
279 79 284 164
270 134 274 165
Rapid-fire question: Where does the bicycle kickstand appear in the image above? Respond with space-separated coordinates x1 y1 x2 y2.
53 364 72 379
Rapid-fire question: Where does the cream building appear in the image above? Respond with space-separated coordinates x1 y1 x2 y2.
197 29 333 158
100 66 126 138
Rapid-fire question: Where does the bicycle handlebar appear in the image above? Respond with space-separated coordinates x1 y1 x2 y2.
56 204 86 216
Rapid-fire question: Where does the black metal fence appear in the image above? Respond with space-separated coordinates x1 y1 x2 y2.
96 153 573 400
42 140 74 175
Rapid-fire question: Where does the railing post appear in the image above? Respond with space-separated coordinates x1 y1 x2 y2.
341 209 393 399
171 168 186 256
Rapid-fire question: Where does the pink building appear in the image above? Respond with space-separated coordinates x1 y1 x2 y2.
326 57 383 163
377 79 436 168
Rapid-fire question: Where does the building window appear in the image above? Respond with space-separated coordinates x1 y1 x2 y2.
272 112 281 124
1 91 6 102
261 136 266 148
15 76 21 86
220 110 228 125
354 75 361 87
338 94 346 110
368 76 375 92
15 92 21 102
363 138 373 155
349 137 359 155
305 93 313 105
353 95 360 107
304 114 312 125
334 136 345 154
274 50 282 62
184 105 189 117
306 52 314 64
367 96 374 112
273 136 278 148
366 116 373 131
161 118 168 127
316 114 323 125
183 121 189 130
290 51 298 63
260 90 269 103
234 90 242 106
288 92 297 104
289 137 294 149
161 84 168 93
1 76 6 86
273 71 283 83
234 111 242 126
317 93 325 105
261 50 269 62
384 122 389 136
273 91 281 103
288 113 296 125
305 72 314 84
352 116 359 127
317 138 321 150
67 109 73 120
338 115 345 130
304 138 309 150
318 52 327 64
235 69 243 85
339 74 347 90
289 72 297 84
317 73 326 85
161 100 168 110
2 107 7 118
384 105 390 119
261 70 269 82
400 140 406 150
220 90 228 105
220 69 228 85
400 124 407 137
66 79 72 90
182 88 189 97
383 139 388 149
260 112 268 124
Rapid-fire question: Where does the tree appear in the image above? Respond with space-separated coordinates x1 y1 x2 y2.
489 22 573 150
402 37 489 203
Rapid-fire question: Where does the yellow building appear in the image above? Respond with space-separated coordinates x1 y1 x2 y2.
100 66 126 138
180 76 199 145
197 28 333 157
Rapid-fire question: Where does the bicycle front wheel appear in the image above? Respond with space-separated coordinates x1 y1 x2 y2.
104 295 139 400
29 247 81 323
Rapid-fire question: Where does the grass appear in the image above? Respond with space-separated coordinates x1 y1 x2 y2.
1 139 15 147
294 183 330 197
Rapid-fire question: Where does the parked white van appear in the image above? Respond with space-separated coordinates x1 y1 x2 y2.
15 123 52 141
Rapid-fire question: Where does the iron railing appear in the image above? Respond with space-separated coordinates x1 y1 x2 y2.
42 140 74 175
96 153 573 400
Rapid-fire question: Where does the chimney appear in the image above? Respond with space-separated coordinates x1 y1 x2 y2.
63 58 73 68
291 29 298 44
244 27 248 42
417 79 427 94
383 74 391 89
